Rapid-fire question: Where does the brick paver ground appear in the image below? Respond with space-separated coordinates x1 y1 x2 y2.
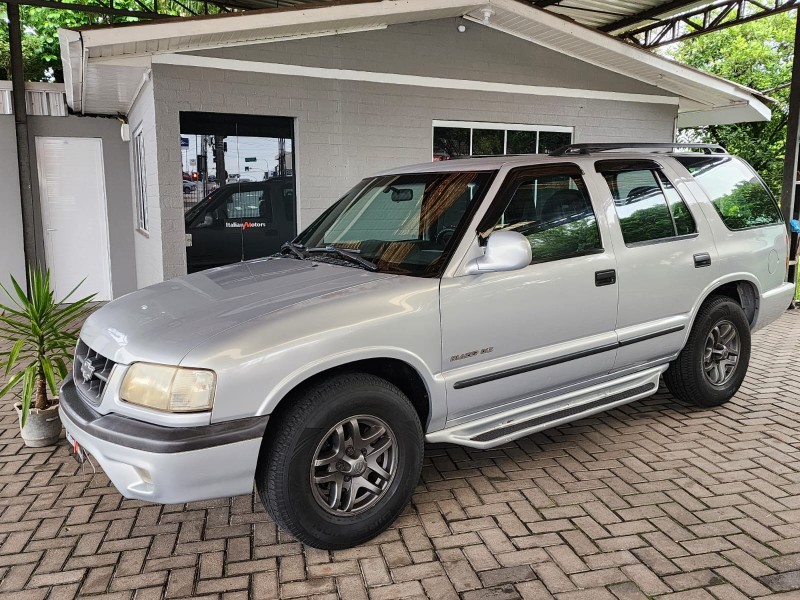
2 311 800 599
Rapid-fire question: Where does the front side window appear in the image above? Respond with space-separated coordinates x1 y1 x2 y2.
296 171 494 277
488 169 602 263
599 161 697 245
676 156 782 230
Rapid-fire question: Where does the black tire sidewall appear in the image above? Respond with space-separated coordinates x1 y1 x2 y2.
264 376 422 548
687 299 751 405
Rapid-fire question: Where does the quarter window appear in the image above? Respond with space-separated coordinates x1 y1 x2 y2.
599 162 696 245
676 156 782 230
491 170 602 263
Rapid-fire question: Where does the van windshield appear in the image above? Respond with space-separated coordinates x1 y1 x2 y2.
294 171 495 277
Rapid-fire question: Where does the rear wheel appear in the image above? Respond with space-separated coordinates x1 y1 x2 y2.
256 373 423 549
664 295 751 407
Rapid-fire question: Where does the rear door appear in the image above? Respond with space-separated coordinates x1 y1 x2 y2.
440 163 619 424
593 159 719 372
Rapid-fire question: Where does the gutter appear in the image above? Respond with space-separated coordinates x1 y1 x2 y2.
57 28 85 114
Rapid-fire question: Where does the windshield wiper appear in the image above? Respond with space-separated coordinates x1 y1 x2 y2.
306 246 379 272
280 241 308 260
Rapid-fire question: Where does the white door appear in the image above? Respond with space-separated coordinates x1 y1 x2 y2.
36 137 112 302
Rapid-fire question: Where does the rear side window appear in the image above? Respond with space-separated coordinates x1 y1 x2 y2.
597 160 696 245
676 156 782 230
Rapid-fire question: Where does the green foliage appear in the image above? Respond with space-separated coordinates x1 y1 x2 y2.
0 2 222 82
668 13 796 196
0 269 94 428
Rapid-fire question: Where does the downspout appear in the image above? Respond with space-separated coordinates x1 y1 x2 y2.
8 2 38 274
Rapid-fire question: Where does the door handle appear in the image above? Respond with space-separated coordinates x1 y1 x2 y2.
694 253 712 268
595 269 617 287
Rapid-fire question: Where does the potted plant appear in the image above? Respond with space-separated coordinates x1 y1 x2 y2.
0 269 95 447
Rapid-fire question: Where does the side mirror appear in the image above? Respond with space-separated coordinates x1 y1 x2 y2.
465 231 532 275
196 214 214 228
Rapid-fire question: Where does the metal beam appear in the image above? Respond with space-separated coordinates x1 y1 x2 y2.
5 0 175 19
7 2 38 274
622 0 800 48
780 8 800 286
600 0 704 33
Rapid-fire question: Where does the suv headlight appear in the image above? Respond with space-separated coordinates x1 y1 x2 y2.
120 363 216 412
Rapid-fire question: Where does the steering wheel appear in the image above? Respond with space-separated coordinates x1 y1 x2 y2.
436 228 456 246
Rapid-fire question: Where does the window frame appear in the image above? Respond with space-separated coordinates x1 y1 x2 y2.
432 120 574 159
477 163 606 265
132 127 149 234
596 159 698 248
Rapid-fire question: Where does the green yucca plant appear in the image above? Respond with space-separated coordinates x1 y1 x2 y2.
0 269 95 428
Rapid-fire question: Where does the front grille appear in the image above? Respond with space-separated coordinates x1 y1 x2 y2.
73 340 116 405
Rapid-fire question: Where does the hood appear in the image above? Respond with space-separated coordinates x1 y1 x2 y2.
80 258 395 365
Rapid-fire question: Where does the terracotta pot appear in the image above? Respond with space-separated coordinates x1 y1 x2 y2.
14 402 62 447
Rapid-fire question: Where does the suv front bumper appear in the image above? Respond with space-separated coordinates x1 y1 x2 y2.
59 377 268 504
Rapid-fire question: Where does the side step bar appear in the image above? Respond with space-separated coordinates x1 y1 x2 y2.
426 366 665 449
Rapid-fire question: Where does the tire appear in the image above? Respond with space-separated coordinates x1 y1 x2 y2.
256 373 423 549
664 294 751 407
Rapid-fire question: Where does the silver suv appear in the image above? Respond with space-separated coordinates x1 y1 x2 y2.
60 144 794 549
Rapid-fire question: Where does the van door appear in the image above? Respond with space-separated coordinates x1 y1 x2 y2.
440 164 619 424
594 159 720 372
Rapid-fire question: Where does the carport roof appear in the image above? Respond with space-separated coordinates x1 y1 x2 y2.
58 0 771 126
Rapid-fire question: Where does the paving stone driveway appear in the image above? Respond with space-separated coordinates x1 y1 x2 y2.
2 311 800 600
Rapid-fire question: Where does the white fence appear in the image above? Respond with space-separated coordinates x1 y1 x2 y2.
0 81 68 116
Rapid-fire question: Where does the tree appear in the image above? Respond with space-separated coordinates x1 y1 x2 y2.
0 2 219 83
668 13 796 196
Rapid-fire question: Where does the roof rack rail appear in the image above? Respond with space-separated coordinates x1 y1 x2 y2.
549 143 728 157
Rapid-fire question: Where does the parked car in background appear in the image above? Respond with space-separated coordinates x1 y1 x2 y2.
61 144 793 550
183 180 197 194
184 178 296 272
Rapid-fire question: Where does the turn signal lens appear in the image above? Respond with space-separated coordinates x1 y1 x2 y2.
120 363 216 412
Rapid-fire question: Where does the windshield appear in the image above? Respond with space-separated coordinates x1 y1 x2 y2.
295 171 495 277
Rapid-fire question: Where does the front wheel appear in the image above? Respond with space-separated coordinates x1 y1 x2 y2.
664 295 751 407
256 373 423 549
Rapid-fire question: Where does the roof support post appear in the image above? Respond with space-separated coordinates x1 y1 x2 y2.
780 8 800 288
7 2 39 279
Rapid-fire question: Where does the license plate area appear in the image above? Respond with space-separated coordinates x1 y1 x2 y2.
65 430 86 464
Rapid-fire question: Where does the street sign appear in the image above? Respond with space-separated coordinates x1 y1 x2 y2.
180 137 189 148
244 157 257 163
189 158 196 166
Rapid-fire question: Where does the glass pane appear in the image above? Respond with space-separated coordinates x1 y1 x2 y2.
433 127 470 160
495 173 602 262
472 129 504 156
657 172 696 236
181 113 296 273
676 156 782 230
605 169 675 244
538 131 572 154
506 131 537 155
297 172 494 277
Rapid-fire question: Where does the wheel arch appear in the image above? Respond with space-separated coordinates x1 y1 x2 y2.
690 275 760 333
262 357 433 434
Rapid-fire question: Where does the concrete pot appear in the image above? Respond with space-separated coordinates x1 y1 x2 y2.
14 402 62 447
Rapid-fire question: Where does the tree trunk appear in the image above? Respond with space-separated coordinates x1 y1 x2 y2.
34 369 49 410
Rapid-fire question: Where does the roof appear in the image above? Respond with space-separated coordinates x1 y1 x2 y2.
58 0 770 126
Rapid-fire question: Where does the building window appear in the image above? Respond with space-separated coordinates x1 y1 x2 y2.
132 129 148 233
432 121 573 160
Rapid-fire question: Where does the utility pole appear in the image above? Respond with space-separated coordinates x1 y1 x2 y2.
780 8 800 287
8 2 38 277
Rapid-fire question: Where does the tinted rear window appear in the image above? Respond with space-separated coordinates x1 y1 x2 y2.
676 156 782 230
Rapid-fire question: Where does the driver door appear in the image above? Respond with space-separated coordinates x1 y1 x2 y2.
440 164 619 424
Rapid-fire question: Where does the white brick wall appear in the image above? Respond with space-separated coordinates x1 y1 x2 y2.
128 77 166 288
145 19 677 282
